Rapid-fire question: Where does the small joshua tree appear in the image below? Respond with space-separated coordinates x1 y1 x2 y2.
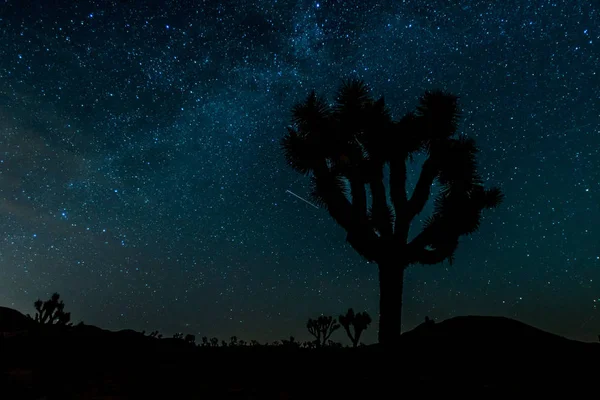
339 308 372 348
28 292 71 326
307 315 340 347
173 332 184 340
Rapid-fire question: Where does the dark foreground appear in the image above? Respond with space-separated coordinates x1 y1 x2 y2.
2 315 599 399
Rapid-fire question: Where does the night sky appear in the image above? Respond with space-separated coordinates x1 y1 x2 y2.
0 0 598 344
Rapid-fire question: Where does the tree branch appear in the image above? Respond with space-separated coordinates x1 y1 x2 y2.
369 175 393 237
390 159 408 242
412 247 452 265
407 233 458 265
407 157 437 221
349 177 368 226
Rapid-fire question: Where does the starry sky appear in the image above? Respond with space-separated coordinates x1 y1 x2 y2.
0 0 598 344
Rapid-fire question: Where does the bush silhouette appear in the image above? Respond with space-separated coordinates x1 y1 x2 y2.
282 79 503 346
27 292 71 326
306 315 340 347
184 334 195 345
281 336 300 348
339 308 372 348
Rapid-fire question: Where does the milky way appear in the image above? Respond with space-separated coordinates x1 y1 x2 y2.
0 0 598 343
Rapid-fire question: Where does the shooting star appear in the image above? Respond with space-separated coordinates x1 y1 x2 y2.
285 190 319 209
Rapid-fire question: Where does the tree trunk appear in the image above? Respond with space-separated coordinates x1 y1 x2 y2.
377 263 405 347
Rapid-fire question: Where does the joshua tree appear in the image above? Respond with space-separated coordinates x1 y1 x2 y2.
28 292 71 326
307 315 340 347
339 308 372 348
173 332 184 340
282 79 503 346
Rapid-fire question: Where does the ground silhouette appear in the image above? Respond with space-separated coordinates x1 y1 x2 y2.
281 79 503 346
1 304 599 398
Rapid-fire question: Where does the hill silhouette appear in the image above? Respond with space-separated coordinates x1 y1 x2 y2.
1 306 598 398
0 306 33 333
403 314 589 346
398 315 598 389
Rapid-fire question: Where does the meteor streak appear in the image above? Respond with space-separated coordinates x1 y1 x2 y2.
285 190 319 209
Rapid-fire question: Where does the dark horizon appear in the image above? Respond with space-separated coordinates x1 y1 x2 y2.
0 0 599 344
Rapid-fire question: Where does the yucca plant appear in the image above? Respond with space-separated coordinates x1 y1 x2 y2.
282 79 503 346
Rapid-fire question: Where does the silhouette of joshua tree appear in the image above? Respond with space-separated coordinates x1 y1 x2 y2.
282 79 503 346
339 308 372 348
306 315 340 347
27 292 71 326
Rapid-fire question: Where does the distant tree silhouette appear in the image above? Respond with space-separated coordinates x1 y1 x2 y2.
173 332 184 340
307 315 340 347
281 336 300 348
339 308 372 348
27 292 71 326
282 79 503 346
184 334 195 345
201 336 209 346
302 341 316 349
210 337 219 347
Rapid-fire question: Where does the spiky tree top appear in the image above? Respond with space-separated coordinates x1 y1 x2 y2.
282 79 503 266
339 308 372 347
307 315 341 346
29 292 71 326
